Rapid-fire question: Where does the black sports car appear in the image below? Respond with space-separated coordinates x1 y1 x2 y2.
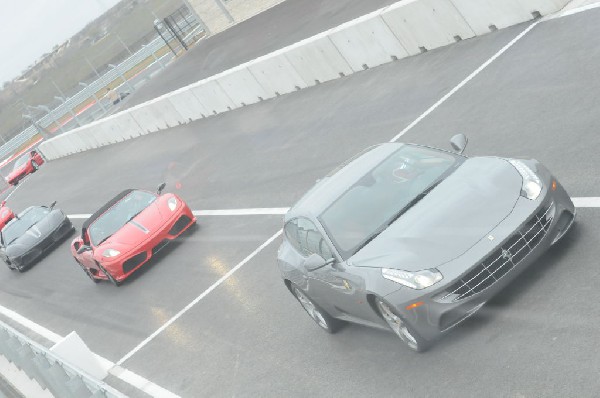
0 203 74 272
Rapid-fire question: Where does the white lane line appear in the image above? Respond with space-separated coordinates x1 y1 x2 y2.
0 303 180 397
389 21 540 143
572 197 600 207
67 207 290 219
553 2 600 18
116 229 283 366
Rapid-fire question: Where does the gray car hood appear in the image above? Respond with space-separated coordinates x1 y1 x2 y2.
350 157 521 271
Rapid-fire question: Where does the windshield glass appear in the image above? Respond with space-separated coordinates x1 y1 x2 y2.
88 190 157 246
319 145 462 260
13 155 29 170
2 207 49 245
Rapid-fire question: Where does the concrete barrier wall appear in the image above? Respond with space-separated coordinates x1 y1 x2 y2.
38 0 570 161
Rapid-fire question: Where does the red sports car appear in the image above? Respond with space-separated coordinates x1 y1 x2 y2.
0 202 15 230
71 184 196 285
6 150 45 186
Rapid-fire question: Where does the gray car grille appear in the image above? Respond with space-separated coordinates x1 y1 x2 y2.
441 203 554 302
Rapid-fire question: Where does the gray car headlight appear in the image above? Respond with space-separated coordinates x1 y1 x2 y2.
508 160 542 200
381 268 443 290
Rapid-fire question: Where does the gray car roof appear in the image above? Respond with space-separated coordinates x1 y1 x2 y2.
285 143 404 221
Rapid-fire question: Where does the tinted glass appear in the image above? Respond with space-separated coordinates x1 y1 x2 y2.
88 190 157 246
2 207 49 245
288 218 333 259
319 145 461 260
13 155 29 169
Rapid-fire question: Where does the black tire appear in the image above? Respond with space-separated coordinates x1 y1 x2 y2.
290 284 342 334
73 257 99 283
31 161 38 171
375 298 430 352
96 262 121 287
3 258 15 271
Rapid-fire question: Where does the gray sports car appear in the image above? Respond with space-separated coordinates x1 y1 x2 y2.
0 203 74 272
277 135 575 351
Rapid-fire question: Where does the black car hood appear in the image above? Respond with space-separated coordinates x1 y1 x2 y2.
350 157 522 271
5 210 66 256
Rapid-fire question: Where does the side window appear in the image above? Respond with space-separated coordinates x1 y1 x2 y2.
296 218 334 260
284 219 302 254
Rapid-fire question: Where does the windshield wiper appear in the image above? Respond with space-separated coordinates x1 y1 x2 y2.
352 228 385 256
386 181 441 227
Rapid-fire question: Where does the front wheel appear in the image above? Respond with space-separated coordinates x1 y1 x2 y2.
31 161 39 171
375 298 429 352
291 284 342 333
74 257 99 283
96 262 121 287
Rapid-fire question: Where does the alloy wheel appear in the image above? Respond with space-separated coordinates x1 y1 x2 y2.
377 299 419 351
293 286 329 330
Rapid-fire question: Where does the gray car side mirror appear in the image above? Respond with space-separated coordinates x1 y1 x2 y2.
157 183 166 195
450 134 468 154
304 253 331 271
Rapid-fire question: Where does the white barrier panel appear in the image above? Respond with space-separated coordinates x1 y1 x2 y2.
216 66 270 107
451 0 535 35
327 10 409 72
247 51 308 96
190 79 237 115
284 33 354 85
51 331 108 381
382 0 476 55
129 97 185 133
167 88 211 122
98 112 145 144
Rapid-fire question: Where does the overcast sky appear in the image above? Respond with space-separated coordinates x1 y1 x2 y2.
0 0 122 84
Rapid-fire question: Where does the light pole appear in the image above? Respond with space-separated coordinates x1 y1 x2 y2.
108 63 135 93
79 82 107 114
54 96 82 127
28 105 65 134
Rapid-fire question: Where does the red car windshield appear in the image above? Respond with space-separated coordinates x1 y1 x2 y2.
88 190 157 246
13 155 29 170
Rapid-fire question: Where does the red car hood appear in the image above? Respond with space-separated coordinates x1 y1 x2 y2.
96 198 173 250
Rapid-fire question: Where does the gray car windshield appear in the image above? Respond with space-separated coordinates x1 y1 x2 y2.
88 190 157 246
2 207 49 245
319 146 462 260
13 155 29 170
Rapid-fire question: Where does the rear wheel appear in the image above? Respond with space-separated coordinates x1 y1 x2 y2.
375 298 429 352
291 284 342 333
73 257 99 283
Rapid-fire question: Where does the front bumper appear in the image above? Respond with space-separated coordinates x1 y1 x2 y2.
383 178 575 342
12 218 74 268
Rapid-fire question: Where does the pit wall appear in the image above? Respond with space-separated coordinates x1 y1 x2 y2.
38 0 570 161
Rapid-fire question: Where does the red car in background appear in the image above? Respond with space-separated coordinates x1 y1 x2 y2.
6 150 44 186
71 184 196 286
0 202 15 230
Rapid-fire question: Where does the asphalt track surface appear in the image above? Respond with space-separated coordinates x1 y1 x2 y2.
1 6 600 398
125 0 402 108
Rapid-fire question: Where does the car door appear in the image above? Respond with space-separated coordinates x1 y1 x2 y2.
295 218 371 322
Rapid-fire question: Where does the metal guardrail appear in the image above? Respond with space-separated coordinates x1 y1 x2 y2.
0 10 204 162
0 319 126 398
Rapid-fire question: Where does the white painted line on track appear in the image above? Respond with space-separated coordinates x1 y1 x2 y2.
67 207 290 219
553 2 600 18
572 197 600 207
389 21 540 143
0 303 180 397
116 229 283 366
